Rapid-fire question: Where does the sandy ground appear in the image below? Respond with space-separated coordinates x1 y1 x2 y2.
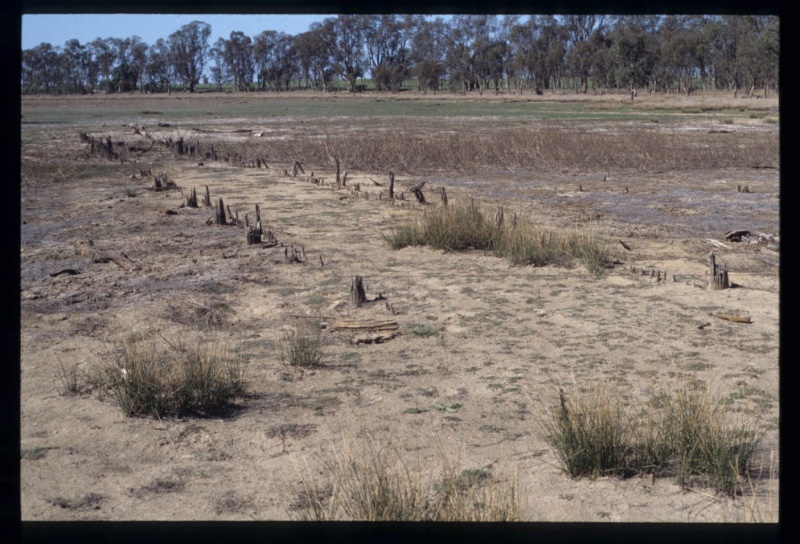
20 97 779 522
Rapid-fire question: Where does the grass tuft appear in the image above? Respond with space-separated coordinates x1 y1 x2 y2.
279 324 325 367
98 333 246 418
56 361 82 396
539 383 762 496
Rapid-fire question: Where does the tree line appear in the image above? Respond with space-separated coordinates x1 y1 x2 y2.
21 15 779 97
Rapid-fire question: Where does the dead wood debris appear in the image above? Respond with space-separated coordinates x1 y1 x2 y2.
713 313 752 324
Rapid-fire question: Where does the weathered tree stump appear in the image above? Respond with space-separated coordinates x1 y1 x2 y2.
284 244 306 263
388 171 395 200
203 186 212 207
439 186 448 207
350 275 368 307
247 207 263 243
215 197 227 226
495 206 504 229
183 187 198 208
292 161 305 177
335 155 341 189
409 180 427 204
708 252 730 290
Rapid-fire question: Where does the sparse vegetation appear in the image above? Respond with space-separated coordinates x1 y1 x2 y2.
292 436 521 521
98 333 246 418
385 198 612 274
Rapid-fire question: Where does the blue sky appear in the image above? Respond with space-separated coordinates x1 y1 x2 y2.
21 14 335 50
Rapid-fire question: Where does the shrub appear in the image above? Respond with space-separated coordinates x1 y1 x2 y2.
100 333 246 418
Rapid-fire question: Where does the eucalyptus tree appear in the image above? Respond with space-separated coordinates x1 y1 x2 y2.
209 38 232 91
563 14 607 93
608 15 661 93
658 15 706 94
215 31 255 91
293 24 336 91
254 31 297 91
167 20 212 92
363 14 413 91
21 42 60 93
144 38 174 93
410 16 447 93
60 39 92 93
321 15 367 91
89 37 117 92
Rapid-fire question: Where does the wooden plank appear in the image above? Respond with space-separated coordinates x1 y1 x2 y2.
713 313 752 324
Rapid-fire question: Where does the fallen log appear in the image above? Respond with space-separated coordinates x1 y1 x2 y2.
713 313 752 324
351 332 398 345
49 268 81 277
327 320 399 332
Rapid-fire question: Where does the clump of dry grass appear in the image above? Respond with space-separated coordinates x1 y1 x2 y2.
55 361 82 396
385 197 611 274
279 323 326 368
539 382 763 497
99 333 246 418
292 435 521 521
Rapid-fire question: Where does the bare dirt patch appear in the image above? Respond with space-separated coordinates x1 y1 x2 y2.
20 93 778 522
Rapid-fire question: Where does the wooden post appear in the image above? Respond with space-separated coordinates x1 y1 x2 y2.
708 252 730 290
335 155 341 189
203 186 212 207
351 275 368 307
439 186 448 207
388 171 395 200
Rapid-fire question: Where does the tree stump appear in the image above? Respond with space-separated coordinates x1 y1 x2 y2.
335 155 341 189
215 197 227 226
708 252 730 290
388 171 395 200
184 187 199 208
350 275 368 307
203 186 212 207
409 180 427 204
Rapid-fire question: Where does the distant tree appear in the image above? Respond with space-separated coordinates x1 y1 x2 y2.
322 15 367 91
215 31 255 91
144 38 173 93
21 42 60 93
410 16 447 93
363 14 412 91
608 16 660 93
60 39 92 93
167 20 212 92
564 14 607 93
254 31 297 91
89 37 117 93
293 24 336 92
